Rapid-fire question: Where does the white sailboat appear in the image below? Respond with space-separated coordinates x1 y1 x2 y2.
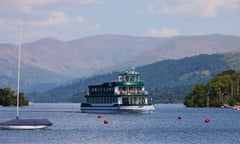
0 22 52 130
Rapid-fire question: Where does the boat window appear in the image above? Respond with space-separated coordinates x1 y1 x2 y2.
122 97 129 105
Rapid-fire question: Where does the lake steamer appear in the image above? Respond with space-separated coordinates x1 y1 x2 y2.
81 68 154 113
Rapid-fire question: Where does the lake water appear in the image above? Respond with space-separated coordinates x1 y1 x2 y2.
0 103 240 144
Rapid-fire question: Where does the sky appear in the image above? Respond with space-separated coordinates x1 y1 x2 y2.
0 0 240 43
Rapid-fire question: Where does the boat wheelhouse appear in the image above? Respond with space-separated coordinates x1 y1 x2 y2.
80 67 154 113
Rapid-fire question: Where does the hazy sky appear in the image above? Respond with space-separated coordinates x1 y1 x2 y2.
1 0 240 43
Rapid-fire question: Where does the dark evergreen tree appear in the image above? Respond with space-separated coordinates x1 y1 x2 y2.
0 87 29 106
184 70 240 107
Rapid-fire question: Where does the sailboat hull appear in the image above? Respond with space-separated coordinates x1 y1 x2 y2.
0 119 52 130
0 125 49 130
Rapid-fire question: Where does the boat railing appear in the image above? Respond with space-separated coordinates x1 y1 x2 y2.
117 90 148 95
87 93 114 96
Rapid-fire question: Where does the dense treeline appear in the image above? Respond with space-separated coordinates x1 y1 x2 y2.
184 70 240 107
0 87 29 106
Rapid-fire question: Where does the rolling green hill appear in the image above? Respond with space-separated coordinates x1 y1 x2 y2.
26 51 240 103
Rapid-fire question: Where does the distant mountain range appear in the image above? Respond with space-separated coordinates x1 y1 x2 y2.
0 34 240 93
26 52 240 103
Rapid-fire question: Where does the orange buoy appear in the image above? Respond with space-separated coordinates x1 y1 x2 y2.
97 115 102 119
177 116 182 120
104 119 109 124
205 118 210 123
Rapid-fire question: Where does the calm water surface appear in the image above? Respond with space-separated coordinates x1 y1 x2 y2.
0 103 240 144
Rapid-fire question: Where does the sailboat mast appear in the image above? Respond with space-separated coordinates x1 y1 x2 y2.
16 22 22 119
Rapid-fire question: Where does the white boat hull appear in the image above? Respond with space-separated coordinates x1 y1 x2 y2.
0 119 52 130
81 105 154 113
120 105 155 113
0 125 49 130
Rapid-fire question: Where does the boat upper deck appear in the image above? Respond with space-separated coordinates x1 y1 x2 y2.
88 67 144 88
86 67 147 97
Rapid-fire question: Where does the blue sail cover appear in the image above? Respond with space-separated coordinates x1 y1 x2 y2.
0 119 52 126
